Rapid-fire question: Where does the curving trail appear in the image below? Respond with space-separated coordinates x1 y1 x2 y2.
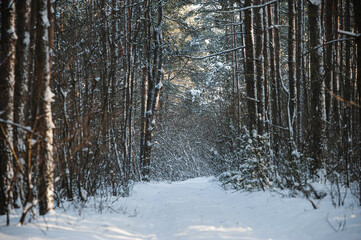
1 177 360 240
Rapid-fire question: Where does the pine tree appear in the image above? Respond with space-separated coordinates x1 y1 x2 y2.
14 0 32 208
244 0 256 131
254 0 265 134
308 0 327 174
0 0 16 225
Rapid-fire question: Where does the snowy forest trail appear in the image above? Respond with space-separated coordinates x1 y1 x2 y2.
1 177 361 240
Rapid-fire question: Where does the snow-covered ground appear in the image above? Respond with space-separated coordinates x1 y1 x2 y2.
1 177 360 240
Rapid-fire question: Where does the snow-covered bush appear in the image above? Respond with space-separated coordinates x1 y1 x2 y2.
150 96 217 181
219 128 273 191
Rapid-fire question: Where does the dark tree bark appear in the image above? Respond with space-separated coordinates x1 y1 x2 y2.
268 4 278 151
341 0 351 187
308 0 327 174
230 5 241 140
287 0 296 141
139 0 151 179
140 0 163 180
244 0 256 131
0 0 16 225
263 3 269 133
19 0 39 225
274 1 282 129
255 0 264 134
296 0 305 144
326 0 341 139
14 0 32 208
324 0 333 125
353 0 361 206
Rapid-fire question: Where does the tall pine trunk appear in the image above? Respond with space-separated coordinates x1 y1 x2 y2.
0 0 16 225
140 0 163 180
244 0 256 131
353 0 361 206
255 0 264 134
308 0 327 174
268 4 278 152
296 0 305 145
14 0 32 208
287 0 296 142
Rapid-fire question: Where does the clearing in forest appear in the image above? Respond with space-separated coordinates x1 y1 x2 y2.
1 177 360 240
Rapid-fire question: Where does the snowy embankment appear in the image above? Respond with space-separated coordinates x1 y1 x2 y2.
1 177 360 240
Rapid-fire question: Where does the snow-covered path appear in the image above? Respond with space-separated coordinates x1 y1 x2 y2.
1 177 361 240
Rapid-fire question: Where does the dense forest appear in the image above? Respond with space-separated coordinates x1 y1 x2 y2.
1 0 361 226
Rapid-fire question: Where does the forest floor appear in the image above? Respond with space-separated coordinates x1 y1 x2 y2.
1 177 361 240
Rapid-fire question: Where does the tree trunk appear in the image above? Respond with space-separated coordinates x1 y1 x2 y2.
268 4 278 152
324 0 333 125
296 0 305 145
308 0 327 174
140 0 163 180
342 0 350 187
353 0 361 206
244 0 256 131
14 0 32 208
35 0 55 215
0 0 16 225
288 0 296 142
263 2 269 133
140 0 151 179
255 0 264 134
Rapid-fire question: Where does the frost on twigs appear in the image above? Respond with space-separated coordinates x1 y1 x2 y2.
218 128 273 192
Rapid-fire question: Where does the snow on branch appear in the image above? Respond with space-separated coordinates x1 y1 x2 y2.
215 0 278 14
155 81 163 89
302 38 354 57
265 120 289 131
0 118 44 140
180 46 245 60
338 30 361 38
307 0 322 5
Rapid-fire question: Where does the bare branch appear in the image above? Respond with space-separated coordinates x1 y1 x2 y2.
265 120 289 131
0 118 44 140
215 0 278 14
0 51 15 68
302 38 354 57
338 30 361 38
179 46 245 60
